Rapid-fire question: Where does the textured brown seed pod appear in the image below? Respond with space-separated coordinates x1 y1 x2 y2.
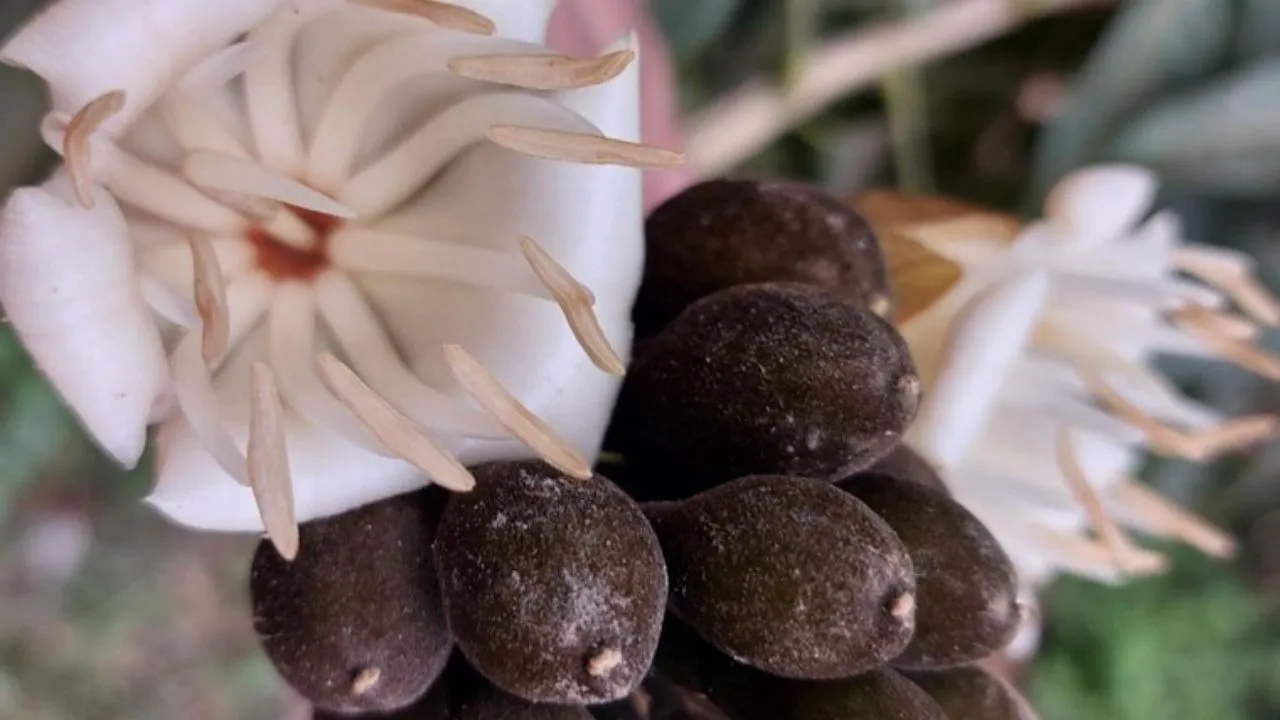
620 282 920 490
906 665 1041 720
840 474 1021 668
635 178 893 338
647 475 917 679
253 489 452 716
434 461 667 705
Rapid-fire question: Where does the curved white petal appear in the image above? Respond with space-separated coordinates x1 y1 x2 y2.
907 271 1051 469
0 174 168 466
1044 164 1159 246
453 0 558 43
1 0 285 131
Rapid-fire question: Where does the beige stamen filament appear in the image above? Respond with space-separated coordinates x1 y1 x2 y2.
1079 364 1279 461
188 234 230 365
520 236 625 376
315 353 476 492
353 0 496 34
248 362 300 561
442 344 593 479
63 90 126 209
487 126 685 169
1172 307 1280 381
1055 429 1155 575
450 50 635 91
1173 249 1280 326
1033 526 1168 579
1111 480 1237 558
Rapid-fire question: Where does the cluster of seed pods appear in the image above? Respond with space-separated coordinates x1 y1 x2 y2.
250 178 1059 720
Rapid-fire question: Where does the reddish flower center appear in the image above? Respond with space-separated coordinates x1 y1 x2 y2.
247 206 340 280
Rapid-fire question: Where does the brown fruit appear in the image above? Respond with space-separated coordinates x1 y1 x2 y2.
861 443 949 494
434 461 667 705
636 178 892 338
839 474 1020 668
647 476 916 679
621 282 919 489
906 665 1041 719
253 490 452 716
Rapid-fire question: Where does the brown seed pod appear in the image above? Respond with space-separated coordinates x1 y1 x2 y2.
253 489 452 716
647 476 917 679
839 474 1021 668
620 282 919 490
635 178 892 338
434 461 667 705
906 665 1041 720
855 443 949 494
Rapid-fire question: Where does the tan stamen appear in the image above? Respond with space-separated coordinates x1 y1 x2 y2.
353 0 495 34
1055 429 1153 575
442 344 592 479
1174 248 1280 326
248 362 299 561
449 50 634 91
1033 526 1168 579
63 90 126 209
1172 306 1280 380
188 234 230 365
487 126 685 168
351 667 381 696
519 236 625 377
1079 364 1279 460
585 648 623 677
1112 480 1237 558
315 352 476 492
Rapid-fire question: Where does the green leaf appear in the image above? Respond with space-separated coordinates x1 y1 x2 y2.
1029 0 1234 204
1108 59 1280 196
1236 0 1280 61
651 0 743 63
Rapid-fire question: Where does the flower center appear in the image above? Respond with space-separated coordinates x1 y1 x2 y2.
247 206 339 281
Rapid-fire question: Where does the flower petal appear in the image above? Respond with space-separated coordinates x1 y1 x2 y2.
452 0 557 43
0 173 168 466
1043 164 1159 246
1 0 285 132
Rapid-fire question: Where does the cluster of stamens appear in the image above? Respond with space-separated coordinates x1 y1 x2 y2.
45 0 683 560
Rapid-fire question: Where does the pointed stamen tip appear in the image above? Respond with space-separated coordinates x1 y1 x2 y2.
1113 481 1239 559
487 125 685 169
63 90 128 209
183 151 356 219
314 352 478 493
442 343 593 479
248 361 299 562
519 236 626 377
449 49 636 91
353 0 495 35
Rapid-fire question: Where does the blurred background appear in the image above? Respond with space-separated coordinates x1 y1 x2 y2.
2 0 1280 718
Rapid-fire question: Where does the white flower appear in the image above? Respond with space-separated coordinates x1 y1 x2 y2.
0 0 680 557
865 165 1278 588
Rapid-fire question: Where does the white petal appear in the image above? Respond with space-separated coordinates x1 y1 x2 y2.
1 0 285 132
555 32 640 142
1043 164 1159 246
0 173 168 466
907 271 1050 469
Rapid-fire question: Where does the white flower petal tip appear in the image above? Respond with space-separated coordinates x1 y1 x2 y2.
63 91 126 208
442 344 593 479
1044 165 1159 244
0 177 167 468
449 49 635 90
519 236 626 377
314 352 477 493
351 0 496 34
248 362 299 561
486 125 684 168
